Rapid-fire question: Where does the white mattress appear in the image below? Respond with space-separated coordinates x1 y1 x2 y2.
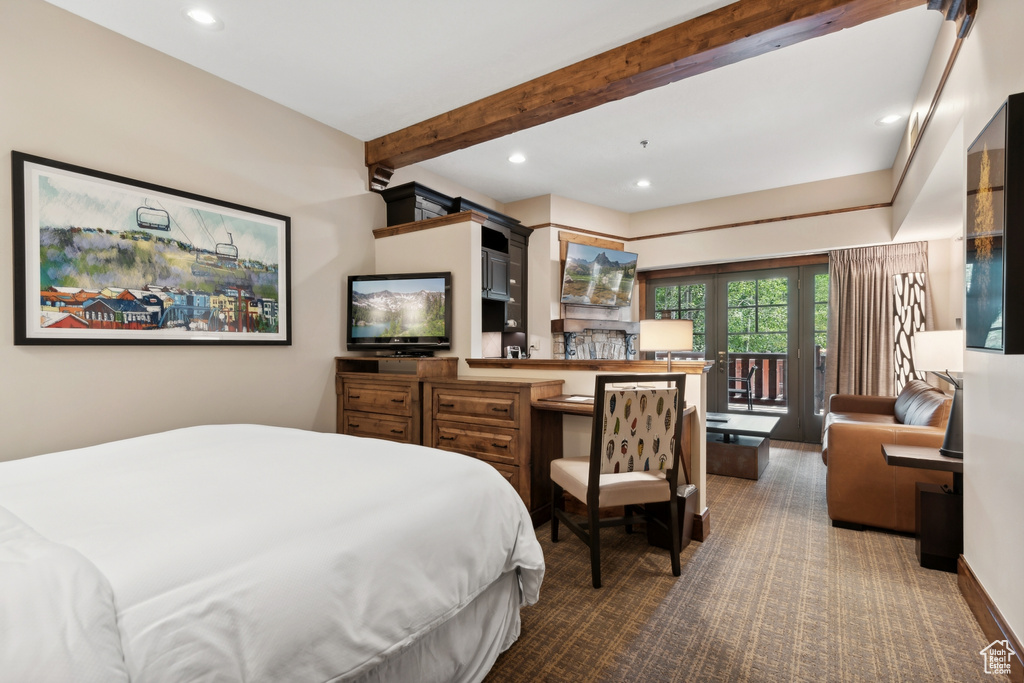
0 425 544 682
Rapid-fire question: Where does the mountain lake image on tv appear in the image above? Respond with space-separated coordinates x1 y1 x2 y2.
560 242 638 307
347 273 451 351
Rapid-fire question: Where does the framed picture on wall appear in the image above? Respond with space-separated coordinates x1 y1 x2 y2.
965 93 1024 354
11 152 291 345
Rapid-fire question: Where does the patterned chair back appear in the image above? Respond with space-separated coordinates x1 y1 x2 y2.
597 385 679 475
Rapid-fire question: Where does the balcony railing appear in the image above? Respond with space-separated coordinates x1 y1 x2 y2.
671 347 827 414
726 353 788 411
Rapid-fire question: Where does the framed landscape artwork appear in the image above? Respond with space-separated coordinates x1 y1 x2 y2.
965 93 1023 354
12 152 291 345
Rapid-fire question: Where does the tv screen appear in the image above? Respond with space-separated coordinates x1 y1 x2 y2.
560 242 638 307
347 272 451 353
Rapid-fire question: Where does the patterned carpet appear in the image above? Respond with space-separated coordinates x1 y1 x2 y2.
485 441 1002 682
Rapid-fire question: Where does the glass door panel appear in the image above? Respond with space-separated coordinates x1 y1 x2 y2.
799 265 829 440
713 270 797 439
652 279 710 362
646 264 827 443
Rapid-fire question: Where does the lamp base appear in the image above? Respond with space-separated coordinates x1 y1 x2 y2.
939 384 963 459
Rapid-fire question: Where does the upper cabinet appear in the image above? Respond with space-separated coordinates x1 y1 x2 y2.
379 182 455 225
482 247 511 301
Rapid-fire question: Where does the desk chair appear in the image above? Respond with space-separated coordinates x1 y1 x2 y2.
728 364 758 411
550 373 688 588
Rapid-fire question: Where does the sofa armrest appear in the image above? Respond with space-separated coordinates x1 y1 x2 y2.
827 393 897 415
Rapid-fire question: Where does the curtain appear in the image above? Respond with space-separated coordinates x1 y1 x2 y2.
824 242 930 399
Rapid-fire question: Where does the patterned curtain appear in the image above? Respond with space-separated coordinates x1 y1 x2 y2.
824 242 930 399
893 272 928 393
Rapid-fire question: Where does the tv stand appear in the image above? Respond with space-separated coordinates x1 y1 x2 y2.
334 356 458 445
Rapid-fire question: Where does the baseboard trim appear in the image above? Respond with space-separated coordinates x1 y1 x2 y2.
692 506 710 542
958 555 1023 682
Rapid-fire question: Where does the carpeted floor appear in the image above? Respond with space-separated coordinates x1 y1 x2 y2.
485 441 1002 682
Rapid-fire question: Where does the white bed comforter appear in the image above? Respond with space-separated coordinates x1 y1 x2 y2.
0 425 544 682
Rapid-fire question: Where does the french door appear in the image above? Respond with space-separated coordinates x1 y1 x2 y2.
647 263 828 443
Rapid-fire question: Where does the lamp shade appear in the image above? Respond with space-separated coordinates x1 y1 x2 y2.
639 318 694 353
912 330 964 374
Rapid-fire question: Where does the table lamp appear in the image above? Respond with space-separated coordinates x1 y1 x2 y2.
639 318 694 371
911 330 964 458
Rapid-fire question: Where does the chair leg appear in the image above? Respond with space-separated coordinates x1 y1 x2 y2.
624 504 633 534
551 482 563 542
669 493 681 577
589 504 601 589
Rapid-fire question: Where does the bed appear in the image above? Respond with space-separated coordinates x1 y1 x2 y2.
0 424 544 682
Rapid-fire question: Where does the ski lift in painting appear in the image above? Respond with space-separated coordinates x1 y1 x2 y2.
136 205 170 231
191 230 248 285
215 232 239 262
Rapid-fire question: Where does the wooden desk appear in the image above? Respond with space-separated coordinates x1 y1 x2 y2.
881 443 963 572
531 394 595 416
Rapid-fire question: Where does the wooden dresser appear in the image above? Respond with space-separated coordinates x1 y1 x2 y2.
423 376 563 525
335 357 458 444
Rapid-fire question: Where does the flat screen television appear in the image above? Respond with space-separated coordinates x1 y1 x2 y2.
347 272 452 354
559 242 638 307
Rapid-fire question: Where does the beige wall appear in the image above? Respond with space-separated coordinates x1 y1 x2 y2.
373 219 482 372
0 0 381 459
630 169 892 239
940 0 1024 642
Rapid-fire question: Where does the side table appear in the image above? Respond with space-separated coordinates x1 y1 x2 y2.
881 444 963 572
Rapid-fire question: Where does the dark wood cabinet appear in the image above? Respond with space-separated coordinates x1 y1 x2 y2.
505 234 526 333
379 182 455 226
482 248 511 301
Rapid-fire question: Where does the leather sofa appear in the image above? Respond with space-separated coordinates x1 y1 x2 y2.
821 379 953 532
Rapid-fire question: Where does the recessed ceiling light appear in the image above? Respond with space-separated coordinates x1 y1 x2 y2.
876 113 903 125
636 179 651 188
184 8 224 30
508 153 526 164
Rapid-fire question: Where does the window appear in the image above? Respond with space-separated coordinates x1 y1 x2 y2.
726 277 788 354
652 282 706 354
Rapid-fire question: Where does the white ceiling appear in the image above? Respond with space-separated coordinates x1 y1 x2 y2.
43 0 944 214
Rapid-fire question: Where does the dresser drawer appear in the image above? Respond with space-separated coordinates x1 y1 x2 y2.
482 461 521 496
343 381 415 417
432 389 519 427
343 411 413 443
433 421 519 467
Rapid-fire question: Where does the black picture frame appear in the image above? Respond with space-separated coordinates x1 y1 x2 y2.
965 93 1024 354
11 152 291 345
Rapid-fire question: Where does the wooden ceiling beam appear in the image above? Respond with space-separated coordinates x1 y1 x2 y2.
365 0 927 181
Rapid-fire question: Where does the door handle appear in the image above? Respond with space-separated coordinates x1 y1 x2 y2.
717 351 726 373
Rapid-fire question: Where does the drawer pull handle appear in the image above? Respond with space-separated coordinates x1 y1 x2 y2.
491 407 509 413
439 402 455 408
439 435 456 441
349 394 361 399
491 442 509 449
349 423 360 429
391 398 404 403
390 429 404 434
